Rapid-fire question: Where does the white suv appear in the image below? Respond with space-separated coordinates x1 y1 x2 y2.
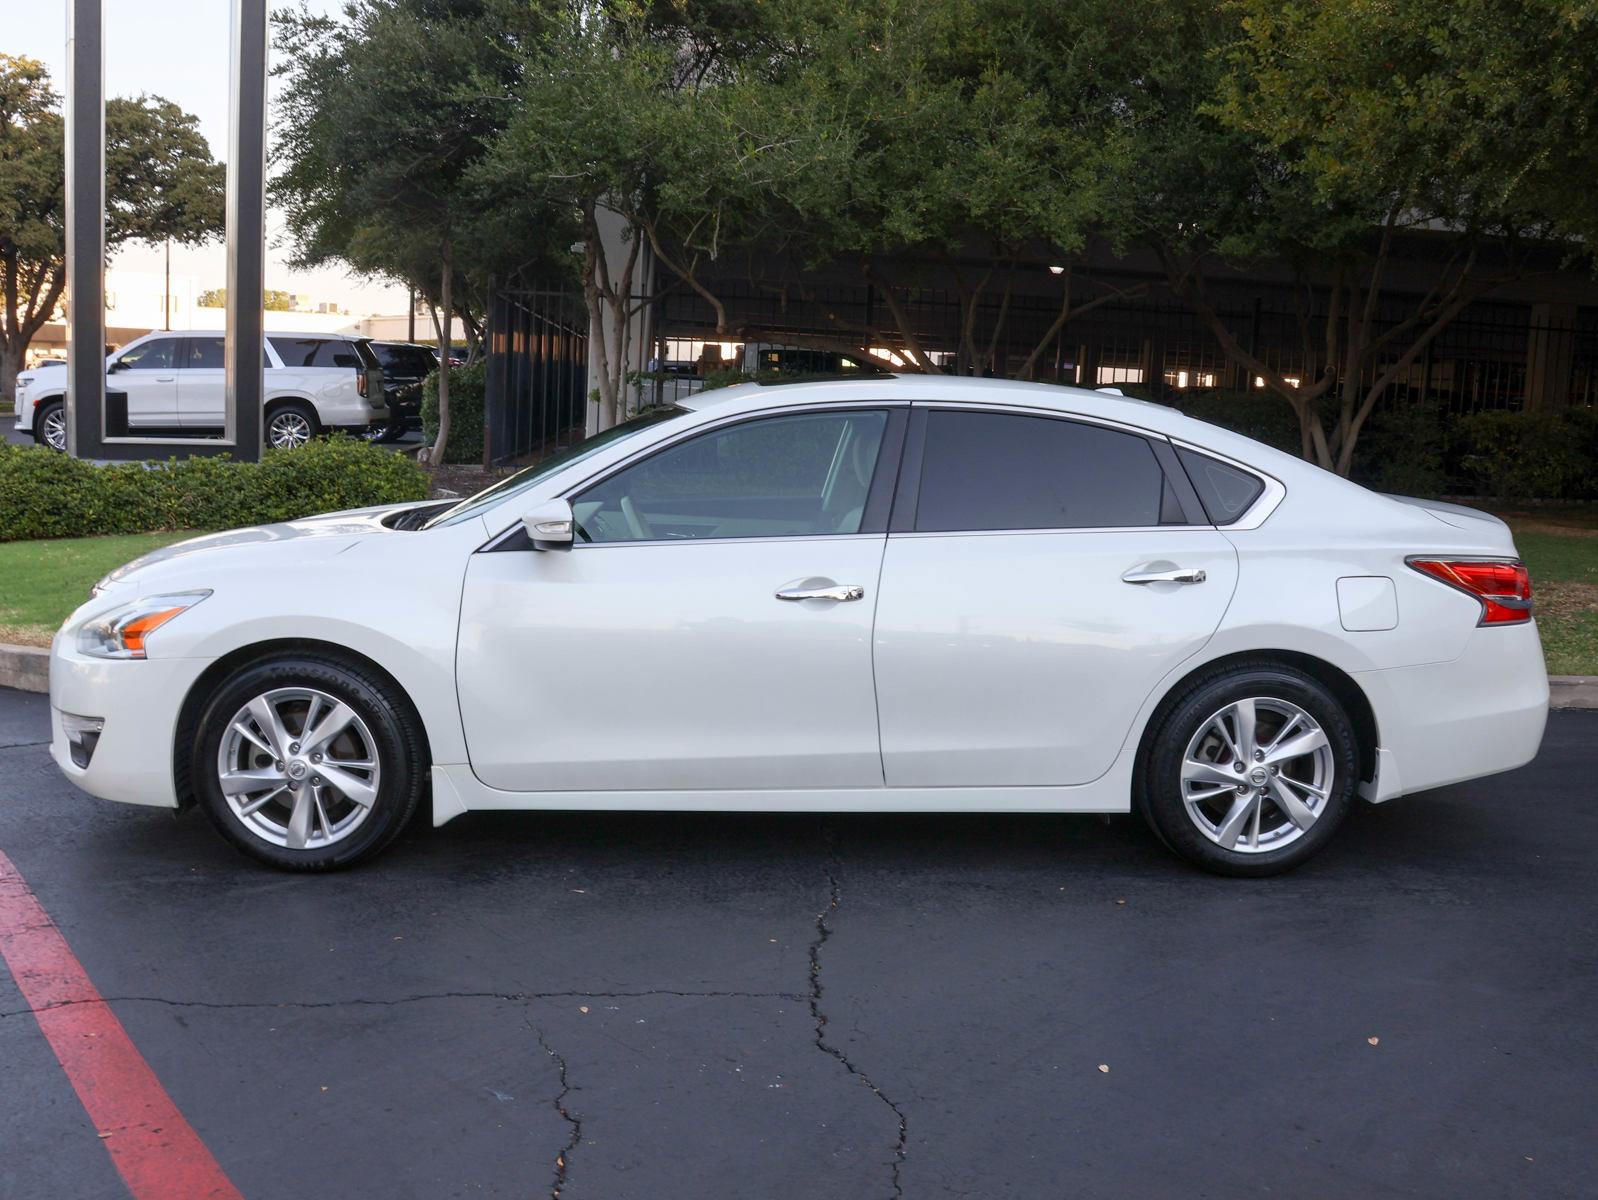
16 330 388 451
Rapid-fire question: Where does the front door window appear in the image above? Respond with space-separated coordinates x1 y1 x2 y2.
573 409 889 543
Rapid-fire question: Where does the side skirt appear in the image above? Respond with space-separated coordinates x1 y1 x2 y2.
429 751 1136 826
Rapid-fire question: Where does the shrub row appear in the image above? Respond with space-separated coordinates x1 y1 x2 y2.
0 436 430 542
420 362 486 464
1170 390 1598 500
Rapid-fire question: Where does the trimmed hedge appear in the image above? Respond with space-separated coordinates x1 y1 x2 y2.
0 436 430 542
420 362 484 464
1456 408 1598 501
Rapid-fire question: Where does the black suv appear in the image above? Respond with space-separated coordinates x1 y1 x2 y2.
366 341 439 442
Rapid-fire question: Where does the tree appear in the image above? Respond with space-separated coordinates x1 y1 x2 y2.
198 287 292 310
272 0 562 464
1139 0 1598 475
0 54 223 403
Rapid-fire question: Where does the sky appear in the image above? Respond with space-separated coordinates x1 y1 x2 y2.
9 0 409 317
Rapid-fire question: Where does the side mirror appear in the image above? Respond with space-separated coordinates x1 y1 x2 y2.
106 359 127 373
521 499 575 551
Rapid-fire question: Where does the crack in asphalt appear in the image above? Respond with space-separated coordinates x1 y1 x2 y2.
0 740 51 751
527 1015 583 1200
0 987 805 1021
808 827 908 1200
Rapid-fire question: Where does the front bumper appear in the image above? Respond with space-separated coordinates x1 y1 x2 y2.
49 636 212 809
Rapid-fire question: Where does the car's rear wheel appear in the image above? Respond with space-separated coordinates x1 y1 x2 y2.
265 401 319 449
1137 662 1359 876
363 417 406 444
191 656 426 870
36 400 67 451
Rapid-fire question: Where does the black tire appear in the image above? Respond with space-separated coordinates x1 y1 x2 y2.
264 400 320 449
34 399 67 451
372 418 406 444
1135 661 1359 877
191 654 427 870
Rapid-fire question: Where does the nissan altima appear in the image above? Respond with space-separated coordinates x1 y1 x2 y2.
47 377 1548 875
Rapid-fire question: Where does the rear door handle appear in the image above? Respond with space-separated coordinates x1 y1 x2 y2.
1122 567 1207 585
776 582 865 602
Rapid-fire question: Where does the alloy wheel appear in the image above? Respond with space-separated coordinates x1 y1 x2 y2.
216 687 381 850
42 406 67 451
1179 696 1335 854
267 411 313 449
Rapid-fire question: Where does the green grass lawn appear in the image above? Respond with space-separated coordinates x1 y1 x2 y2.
1502 507 1598 676
0 531 200 647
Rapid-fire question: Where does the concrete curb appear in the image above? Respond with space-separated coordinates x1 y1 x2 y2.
0 643 49 694
1 639 1595 710
1550 675 1598 710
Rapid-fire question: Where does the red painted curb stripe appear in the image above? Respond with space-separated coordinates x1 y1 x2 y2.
0 850 244 1200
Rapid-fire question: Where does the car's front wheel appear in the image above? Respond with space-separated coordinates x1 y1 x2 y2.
35 400 67 451
1137 662 1359 876
191 655 426 870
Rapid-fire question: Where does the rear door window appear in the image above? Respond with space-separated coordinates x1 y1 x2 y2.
912 410 1178 531
183 337 225 369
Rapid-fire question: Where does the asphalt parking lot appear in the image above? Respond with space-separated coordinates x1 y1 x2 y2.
2 685 1594 1200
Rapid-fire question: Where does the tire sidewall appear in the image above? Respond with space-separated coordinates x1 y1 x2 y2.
192 658 419 870
1142 667 1358 877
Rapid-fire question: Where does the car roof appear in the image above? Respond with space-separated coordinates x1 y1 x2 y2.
137 330 363 340
674 374 1327 483
679 375 1187 434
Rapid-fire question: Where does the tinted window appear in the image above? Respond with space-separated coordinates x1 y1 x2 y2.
914 411 1172 531
425 406 690 530
184 337 225 369
268 337 362 369
575 410 888 543
1176 448 1265 524
375 344 435 374
116 339 175 371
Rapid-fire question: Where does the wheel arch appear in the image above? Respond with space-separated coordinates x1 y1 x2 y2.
172 638 432 809
1133 649 1379 788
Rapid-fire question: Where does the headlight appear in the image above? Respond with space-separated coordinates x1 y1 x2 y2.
77 591 210 659
17 373 34 387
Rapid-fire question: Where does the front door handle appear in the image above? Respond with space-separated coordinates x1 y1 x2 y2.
775 582 865 602
1122 567 1207 585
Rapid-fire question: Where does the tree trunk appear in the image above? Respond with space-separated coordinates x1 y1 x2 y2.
0 344 20 411
426 248 453 466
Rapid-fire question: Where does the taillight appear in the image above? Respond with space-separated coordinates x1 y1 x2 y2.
357 370 368 397
1407 557 1532 625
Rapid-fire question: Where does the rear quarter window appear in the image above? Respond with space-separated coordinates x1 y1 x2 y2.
1176 448 1266 524
268 337 363 369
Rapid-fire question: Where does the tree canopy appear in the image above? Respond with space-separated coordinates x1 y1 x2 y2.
271 0 1598 468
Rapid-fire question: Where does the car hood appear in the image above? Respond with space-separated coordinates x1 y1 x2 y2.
96 502 422 594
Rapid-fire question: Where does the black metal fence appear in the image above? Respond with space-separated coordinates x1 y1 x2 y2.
653 275 1598 416
484 285 590 466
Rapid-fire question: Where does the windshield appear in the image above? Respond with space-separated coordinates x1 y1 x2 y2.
424 406 689 529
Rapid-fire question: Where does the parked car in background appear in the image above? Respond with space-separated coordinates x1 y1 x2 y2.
18 330 387 451
365 341 438 443
49 377 1546 875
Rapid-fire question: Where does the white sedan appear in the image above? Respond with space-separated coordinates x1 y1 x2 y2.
47 377 1548 875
